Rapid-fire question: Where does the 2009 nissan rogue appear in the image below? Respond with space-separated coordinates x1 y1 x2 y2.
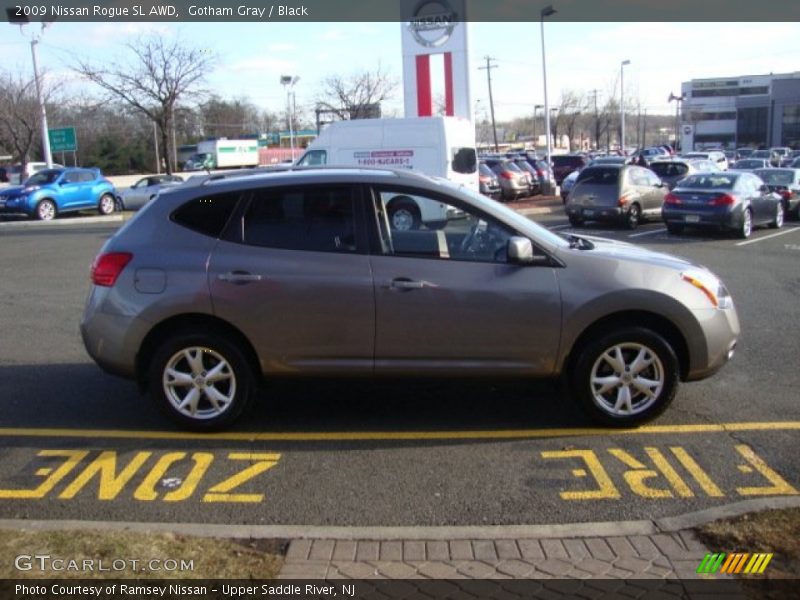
81 167 740 430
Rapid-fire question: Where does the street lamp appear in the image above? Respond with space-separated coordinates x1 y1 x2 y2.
668 92 686 152
7 11 54 168
620 59 630 155
540 5 556 189
533 104 543 149
280 75 300 159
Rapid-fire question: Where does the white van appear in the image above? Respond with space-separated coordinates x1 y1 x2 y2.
296 116 478 230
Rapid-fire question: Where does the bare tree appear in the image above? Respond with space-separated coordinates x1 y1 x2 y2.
315 64 397 120
0 71 51 173
74 35 214 174
557 90 586 151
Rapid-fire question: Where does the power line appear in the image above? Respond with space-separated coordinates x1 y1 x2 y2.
478 56 500 152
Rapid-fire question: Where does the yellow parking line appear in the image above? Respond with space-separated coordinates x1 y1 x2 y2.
0 422 797 442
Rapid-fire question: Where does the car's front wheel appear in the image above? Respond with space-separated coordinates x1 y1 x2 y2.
98 193 116 215
571 327 679 426
34 199 56 221
148 332 255 430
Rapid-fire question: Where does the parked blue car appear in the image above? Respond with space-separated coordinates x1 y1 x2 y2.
0 167 117 221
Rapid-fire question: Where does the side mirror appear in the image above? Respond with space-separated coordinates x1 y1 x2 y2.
508 237 548 265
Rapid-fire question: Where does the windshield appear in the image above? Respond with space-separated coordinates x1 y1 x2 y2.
24 170 62 185
735 160 762 169
478 163 494 177
678 173 737 190
755 170 793 185
576 166 620 185
752 150 770 158
188 153 211 162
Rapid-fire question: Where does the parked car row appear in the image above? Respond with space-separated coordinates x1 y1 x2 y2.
0 166 185 220
478 152 553 201
563 162 795 239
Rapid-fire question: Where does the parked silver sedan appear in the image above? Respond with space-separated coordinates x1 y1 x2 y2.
118 175 184 211
82 167 739 430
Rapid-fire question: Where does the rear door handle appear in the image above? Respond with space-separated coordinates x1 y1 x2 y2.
390 278 437 290
218 271 262 284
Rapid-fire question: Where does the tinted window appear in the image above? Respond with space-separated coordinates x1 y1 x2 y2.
678 174 737 190
172 193 239 238
452 147 477 174
576 167 620 185
651 163 688 178
242 187 356 253
552 156 585 167
754 170 793 185
478 163 494 177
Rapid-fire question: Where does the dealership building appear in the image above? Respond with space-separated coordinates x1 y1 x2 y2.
680 72 800 150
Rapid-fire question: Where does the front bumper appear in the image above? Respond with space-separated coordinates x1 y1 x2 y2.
685 304 740 381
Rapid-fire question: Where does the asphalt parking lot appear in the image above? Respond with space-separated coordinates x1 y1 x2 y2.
0 213 798 527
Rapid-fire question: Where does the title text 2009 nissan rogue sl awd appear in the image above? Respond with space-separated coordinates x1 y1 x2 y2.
81 167 739 430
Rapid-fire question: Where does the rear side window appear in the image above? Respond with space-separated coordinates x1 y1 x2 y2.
451 147 477 174
241 186 357 253
553 156 585 167
172 193 239 238
576 167 619 185
479 163 494 177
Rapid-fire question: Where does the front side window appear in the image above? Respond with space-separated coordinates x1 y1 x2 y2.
374 188 516 264
242 186 356 253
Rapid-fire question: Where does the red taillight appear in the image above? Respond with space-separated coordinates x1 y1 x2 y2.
780 190 792 200
499 171 514 180
709 193 735 206
91 252 133 287
535 168 544 177
617 194 631 207
664 192 682 205
479 176 491 183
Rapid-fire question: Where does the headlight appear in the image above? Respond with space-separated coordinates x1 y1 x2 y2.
22 185 40 193
681 269 732 309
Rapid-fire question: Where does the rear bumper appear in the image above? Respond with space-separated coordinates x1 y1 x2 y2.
566 204 625 222
662 206 742 230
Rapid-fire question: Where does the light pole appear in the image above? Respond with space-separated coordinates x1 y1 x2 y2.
8 15 54 168
668 92 686 152
620 59 630 155
540 5 556 189
280 75 300 158
533 104 543 149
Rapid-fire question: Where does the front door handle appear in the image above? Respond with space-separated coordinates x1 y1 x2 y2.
218 271 262 284
390 278 436 290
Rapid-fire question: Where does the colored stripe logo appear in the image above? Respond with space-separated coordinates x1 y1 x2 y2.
697 552 773 574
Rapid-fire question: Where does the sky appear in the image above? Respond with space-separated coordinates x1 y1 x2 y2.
1 20 798 126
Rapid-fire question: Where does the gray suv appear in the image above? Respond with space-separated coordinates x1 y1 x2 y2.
81 168 740 430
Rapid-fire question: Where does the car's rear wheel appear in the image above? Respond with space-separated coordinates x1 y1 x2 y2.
98 193 116 215
737 208 753 239
625 204 641 229
148 332 254 431
770 202 784 229
34 199 56 221
568 215 583 227
666 223 684 235
571 327 679 426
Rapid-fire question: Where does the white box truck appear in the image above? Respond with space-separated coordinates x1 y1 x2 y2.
183 139 259 171
295 116 478 230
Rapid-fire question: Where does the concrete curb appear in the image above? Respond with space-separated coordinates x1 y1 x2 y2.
0 215 125 229
2 497 798 541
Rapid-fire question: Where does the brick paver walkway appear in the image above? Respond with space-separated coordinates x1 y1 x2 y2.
278 531 717 579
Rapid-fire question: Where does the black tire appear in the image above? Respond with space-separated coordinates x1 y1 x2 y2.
624 204 641 230
737 208 753 239
34 199 56 221
570 326 679 427
148 331 255 431
769 202 784 229
568 215 583 227
666 223 684 235
98 193 116 215
387 196 421 231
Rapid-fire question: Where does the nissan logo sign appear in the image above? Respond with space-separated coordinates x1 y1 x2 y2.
408 0 459 48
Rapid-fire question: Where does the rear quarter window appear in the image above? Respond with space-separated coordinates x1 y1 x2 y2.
576 167 620 185
171 193 239 238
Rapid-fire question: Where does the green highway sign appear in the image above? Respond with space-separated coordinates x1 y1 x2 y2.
48 127 77 153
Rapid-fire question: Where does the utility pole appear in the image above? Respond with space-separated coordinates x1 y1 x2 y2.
479 56 499 152
642 108 648 148
588 89 601 150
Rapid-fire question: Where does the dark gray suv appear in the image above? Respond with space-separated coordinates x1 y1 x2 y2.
82 168 739 430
